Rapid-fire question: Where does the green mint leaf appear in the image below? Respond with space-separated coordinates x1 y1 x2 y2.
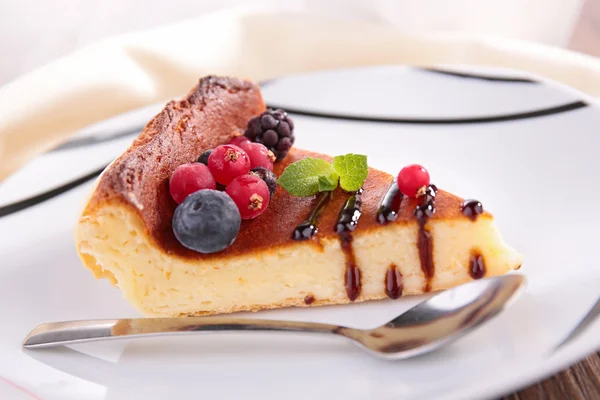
318 173 339 192
332 154 368 192
277 158 339 196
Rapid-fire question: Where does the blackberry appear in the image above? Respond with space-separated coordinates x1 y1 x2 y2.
244 109 295 161
250 167 277 198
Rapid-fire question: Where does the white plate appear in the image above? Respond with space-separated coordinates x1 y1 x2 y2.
0 66 599 400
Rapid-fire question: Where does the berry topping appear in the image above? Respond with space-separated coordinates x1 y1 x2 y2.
262 130 278 147
277 121 291 137
169 163 216 204
397 164 430 198
260 114 278 130
208 144 251 185
226 174 271 219
277 137 293 153
229 135 250 148
250 167 277 197
197 149 213 165
244 109 295 161
244 142 275 171
172 190 241 253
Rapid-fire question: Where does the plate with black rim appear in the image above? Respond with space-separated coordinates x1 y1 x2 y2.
0 65 599 400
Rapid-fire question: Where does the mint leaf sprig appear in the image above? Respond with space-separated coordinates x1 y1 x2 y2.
277 153 368 197
332 154 368 192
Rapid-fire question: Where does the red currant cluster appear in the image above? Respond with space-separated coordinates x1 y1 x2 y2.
169 136 276 220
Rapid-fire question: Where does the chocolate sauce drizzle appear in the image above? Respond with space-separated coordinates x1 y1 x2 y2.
336 189 363 301
462 199 484 221
414 185 438 292
385 264 403 299
469 251 486 279
335 188 363 233
376 180 403 224
293 191 332 240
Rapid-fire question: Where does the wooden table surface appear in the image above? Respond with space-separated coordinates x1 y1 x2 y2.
504 352 600 399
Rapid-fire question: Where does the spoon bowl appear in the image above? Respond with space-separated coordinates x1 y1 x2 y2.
342 274 525 359
23 274 525 360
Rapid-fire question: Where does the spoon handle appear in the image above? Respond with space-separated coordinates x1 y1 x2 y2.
23 317 346 348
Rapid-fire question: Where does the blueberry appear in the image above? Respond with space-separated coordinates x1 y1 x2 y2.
250 167 277 198
197 149 213 165
172 190 241 253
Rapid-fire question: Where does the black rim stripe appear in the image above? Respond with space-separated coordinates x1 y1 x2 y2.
46 73 566 153
421 68 537 83
0 165 108 218
267 101 588 124
45 99 588 154
3 92 589 219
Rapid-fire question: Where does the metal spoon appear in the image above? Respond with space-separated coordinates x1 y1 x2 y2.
23 274 525 359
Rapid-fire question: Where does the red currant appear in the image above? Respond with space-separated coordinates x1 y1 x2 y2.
208 144 251 185
397 164 430 198
169 163 216 204
244 142 275 171
226 174 270 219
229 135 250 149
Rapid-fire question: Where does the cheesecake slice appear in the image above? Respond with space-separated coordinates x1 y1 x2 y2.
75 76 522 317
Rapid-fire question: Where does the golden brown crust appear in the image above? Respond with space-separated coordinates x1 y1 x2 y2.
85 76 266 249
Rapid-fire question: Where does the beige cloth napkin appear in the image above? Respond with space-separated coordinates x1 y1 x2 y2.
2 7 600 181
